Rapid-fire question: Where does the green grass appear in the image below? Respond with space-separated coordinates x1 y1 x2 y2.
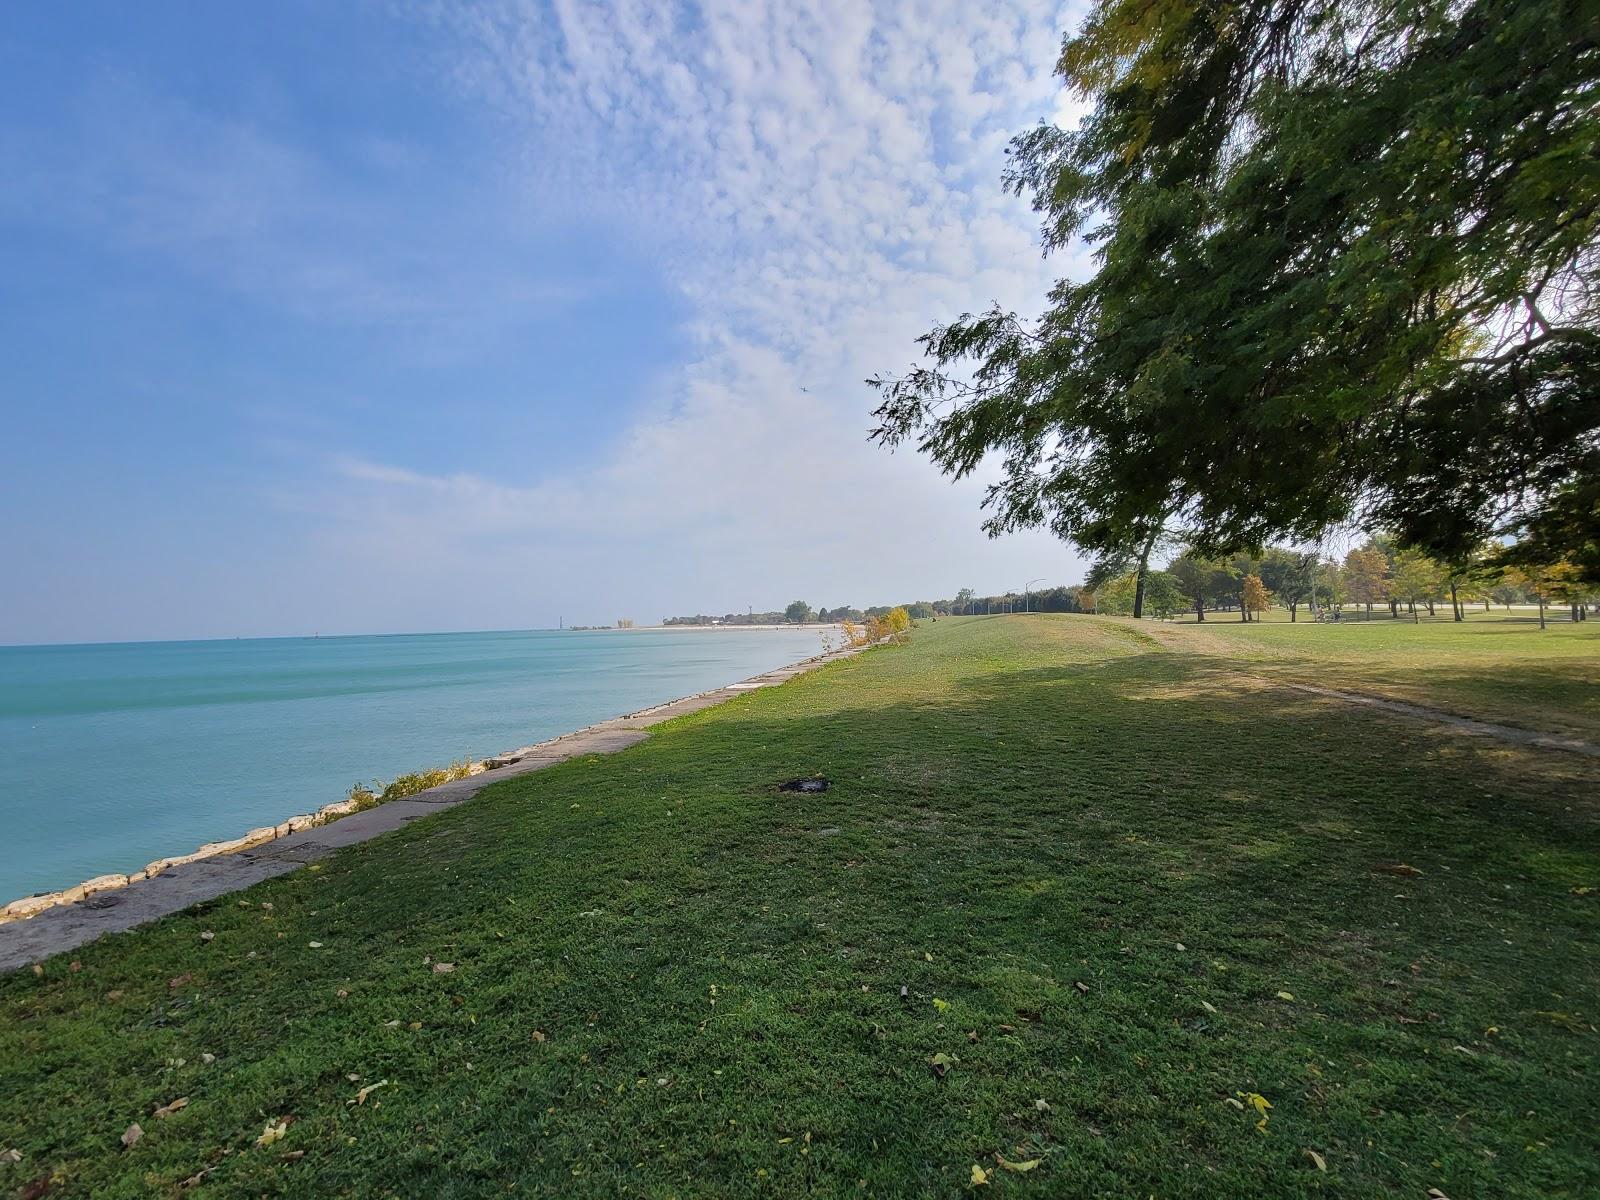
1147 613 1600 740
3 616 1598 1198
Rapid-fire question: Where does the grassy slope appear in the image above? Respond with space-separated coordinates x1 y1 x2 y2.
2 616 1597 1199
1149 614 1600 741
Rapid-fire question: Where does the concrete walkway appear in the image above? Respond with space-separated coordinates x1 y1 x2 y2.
0 644 864 973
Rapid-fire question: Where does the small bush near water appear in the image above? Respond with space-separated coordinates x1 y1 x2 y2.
346 759 475 812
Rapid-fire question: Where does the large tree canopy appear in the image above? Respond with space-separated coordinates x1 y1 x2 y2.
871 0 1600 580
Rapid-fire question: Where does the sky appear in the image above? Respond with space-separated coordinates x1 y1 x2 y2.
0 0 1092 644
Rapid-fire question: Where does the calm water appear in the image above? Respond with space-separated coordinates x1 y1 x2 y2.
0 628 826 902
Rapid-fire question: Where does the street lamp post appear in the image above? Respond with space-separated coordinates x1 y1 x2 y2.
1024 578 1045 613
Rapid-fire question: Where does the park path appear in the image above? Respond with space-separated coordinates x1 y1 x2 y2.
1134 619 1600 758
0 642 868 973
1276 681 1600 758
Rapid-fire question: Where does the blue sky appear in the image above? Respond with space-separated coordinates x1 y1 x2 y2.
1 1 1088 644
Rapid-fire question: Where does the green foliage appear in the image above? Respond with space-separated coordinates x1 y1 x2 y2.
871 0 1600 579
785 600 812 624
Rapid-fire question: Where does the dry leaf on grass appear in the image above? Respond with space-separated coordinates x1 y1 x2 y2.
995 1153 1041 1172
1374 863 1424 877
1305 1149 1327 1171
120 1123 143 1149
969 1164 989 1186
432 962 455 974
255 1119 289 1148
531 1030 547 1043
349 1080 389 1106
153 1097 188 1119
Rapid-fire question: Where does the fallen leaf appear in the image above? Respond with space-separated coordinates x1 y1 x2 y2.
179 1167 216 1188
336 989 349 999
1573 886 1593 896
923 952 933 962
932 998 950 1013
349 1080 390 1106
280 1150 305 1162
168 974 193 989
308 942 323 949
432 962 455 974
998 1023 1016 1033
1239 1092 1272 1116
995 1153 1041 1172
1426 1190 1452 1200
153 1097 188 1119
1074 981 1090 994
1276 991 1295 1001
929 1052 957 1079
531 1030 547 1043
0 1149 20 1163
1034 1098 1051 1112
200 931 215 942
1175 942 1186 951
255 1119 288 1148
382 1019 400 1028
1374 863 1424 877
1200 1000 1219 1014
966 1030 979 1043
969 1164 989 1187
30 964 43 977
120 1123 143 1149
1305 1149 1327 1171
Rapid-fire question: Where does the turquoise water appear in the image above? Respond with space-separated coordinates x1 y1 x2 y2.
0 628 826 903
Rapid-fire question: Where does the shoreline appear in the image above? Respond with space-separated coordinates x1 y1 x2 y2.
0 637 868 970
2 627 841 922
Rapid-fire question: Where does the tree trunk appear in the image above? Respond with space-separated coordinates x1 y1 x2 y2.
1195 598 1205 622
1131 526 1159 620
1450 582 1462 622
1240 602 1249 622
1289 602 1298 622
1425 599 1435 617
1538 600 1547 630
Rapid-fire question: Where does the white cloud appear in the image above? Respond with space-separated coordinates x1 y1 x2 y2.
294 0 1097 622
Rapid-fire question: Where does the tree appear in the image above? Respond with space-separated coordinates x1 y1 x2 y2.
1343 547 1390 620
1258 548 1316 622
1167 553 1213 622
870 0 1600 584
954 587 976 615
1240 574 1272 622
785 600 810 625
1390 549 1447 622
1141 570 1186 620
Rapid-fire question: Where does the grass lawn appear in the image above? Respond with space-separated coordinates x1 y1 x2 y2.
1146 613 1600 741
3 615 1597 1197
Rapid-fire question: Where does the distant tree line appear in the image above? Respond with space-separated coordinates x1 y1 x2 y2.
664 536 1599 631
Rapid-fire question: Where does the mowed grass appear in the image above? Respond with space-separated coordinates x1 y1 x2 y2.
2 615 1597 1198
1147 613 1600 740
